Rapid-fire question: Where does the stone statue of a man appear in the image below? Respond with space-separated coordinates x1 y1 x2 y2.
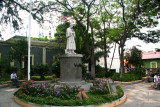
65 24 76 54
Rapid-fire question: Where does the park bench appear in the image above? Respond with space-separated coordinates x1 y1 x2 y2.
142 77 154 83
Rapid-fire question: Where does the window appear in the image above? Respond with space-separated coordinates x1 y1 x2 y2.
22 55 34 68
150 61 157 68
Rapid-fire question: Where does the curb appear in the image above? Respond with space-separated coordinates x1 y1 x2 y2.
14 95 127 107
14 97 38 107
114 80 143 85
98 95 127 107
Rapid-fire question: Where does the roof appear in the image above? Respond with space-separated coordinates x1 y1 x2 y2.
142 52 160 59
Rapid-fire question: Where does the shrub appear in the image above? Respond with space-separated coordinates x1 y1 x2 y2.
83 73 94 80
52 60 60 78
19 80 79 99
96 71 106 78
32 64 49 80
0 57 10 74
17 69 26 80
0 70 10 81
20 80 35 94
95 65 116 78
31 76 41 81
31 76 53 81
5 66 18 75
90 79 109 94
95 65 103 74
95 65 106 78
106 69 116 78
111 73 143 82
53 85 80 99
111 73 120 81
133 68 146 77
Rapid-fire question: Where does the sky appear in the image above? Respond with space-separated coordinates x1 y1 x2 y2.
0 2 160 52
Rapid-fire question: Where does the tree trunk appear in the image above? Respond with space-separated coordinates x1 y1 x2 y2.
103 22 107 70
90 49 95 78
104 38 107 70
120 44 125 78
19 61 22 70
90 23 95 78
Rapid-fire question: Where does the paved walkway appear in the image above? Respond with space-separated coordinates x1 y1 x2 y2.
0 87 21 107
118 82 160 107
0 82 159 107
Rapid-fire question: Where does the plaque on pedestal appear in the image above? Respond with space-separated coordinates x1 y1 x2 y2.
107 78 117 95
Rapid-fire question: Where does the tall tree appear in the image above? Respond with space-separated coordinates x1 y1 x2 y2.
114 0 159 77
95 0 117 70
9 39 28 69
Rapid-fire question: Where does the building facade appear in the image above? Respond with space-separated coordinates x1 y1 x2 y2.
142 52 160 69
0 36 64 68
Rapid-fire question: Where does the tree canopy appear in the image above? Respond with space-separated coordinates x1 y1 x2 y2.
9 39 28 69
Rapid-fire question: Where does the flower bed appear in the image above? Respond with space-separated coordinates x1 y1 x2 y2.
14 79 124 106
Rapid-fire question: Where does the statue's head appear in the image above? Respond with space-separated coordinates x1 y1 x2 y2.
70 23 73 28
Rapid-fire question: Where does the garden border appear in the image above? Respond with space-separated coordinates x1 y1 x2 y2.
114 80 143 85
14 95 127 107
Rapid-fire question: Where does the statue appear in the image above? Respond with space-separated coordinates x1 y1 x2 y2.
65 24 76 54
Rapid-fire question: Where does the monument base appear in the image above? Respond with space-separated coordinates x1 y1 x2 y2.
58 54 92 92
60 54 83 82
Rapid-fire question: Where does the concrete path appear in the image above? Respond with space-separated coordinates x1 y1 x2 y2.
0 87 22 107
118 82 160 107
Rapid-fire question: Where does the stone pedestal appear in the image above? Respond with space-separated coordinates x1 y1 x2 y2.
57 54 92 92
58 54 85 85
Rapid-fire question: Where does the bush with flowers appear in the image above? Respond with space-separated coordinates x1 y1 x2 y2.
16 80 79 99
14 79 124 106
90 79 109 94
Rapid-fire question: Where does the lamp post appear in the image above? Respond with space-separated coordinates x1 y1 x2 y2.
28 0 32 81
